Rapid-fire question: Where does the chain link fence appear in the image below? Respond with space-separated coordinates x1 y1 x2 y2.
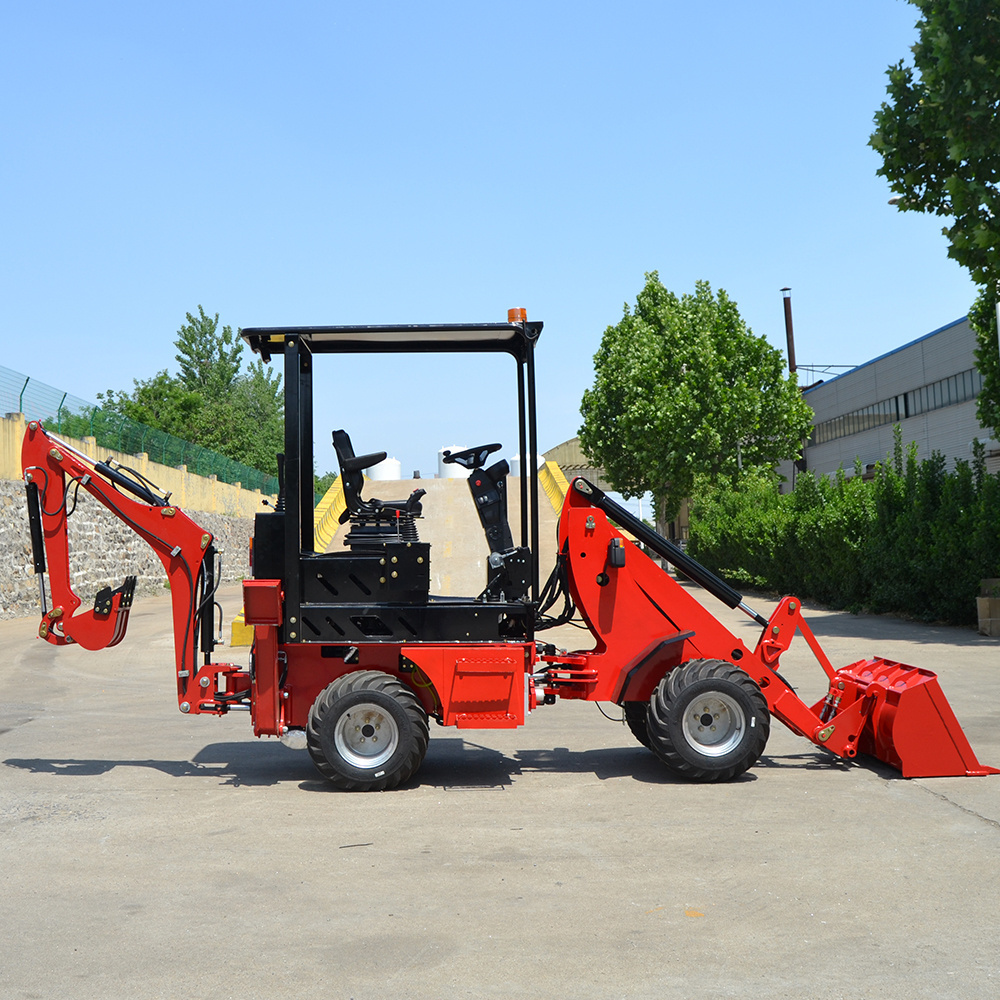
1 365 279 495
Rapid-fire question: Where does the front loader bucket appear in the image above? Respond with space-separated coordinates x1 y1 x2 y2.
832 658 998 778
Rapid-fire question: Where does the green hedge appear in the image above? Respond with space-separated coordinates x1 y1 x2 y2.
688 431 1000 626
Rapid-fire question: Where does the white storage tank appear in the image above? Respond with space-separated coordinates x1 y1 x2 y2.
509 453 546 477
365 456 402 480
438 446 471 479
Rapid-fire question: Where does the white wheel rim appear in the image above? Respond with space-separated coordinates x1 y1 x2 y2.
333 701 399 769
682 692 745 757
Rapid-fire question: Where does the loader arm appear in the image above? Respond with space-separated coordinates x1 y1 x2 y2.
21 421 218 711
557 477 997 778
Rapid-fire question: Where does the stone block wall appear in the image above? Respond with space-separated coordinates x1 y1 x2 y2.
0 478 252 620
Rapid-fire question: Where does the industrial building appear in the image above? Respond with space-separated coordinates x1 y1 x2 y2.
785 316 999 484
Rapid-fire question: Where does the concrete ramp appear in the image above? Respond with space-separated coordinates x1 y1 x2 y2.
323 476 560 597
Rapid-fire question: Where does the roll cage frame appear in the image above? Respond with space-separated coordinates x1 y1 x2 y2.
241 318 546 636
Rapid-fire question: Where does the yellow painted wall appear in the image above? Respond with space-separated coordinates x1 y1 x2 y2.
2 412 276 517
313 476 347 551
539 460 570 513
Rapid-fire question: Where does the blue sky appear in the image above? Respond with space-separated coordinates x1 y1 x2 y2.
0 1 978 479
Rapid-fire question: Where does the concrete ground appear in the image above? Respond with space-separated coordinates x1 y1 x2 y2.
1 581 998 999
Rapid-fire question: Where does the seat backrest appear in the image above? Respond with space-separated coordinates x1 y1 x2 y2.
332 429 386 515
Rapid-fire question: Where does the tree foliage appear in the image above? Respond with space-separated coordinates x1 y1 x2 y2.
969 283 1000 436
579 274 813 521
870 1 1000 285
175 306 243 396
98 369 203 439
688 431 1000 626
314 468 338 503
870 0 1000 433
100 306 284 477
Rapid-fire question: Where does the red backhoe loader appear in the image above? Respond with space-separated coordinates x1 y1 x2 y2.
21 311 997 789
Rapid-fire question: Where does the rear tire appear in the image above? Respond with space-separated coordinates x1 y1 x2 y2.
307 670 429 791
646 659 769 782
623 701 653 750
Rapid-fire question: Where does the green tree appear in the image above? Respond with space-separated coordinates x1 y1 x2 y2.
99 370 203 438
970 284 1000 436
870 0 1000 432
175 306 243 396
101 307 284 478
209 359 284 474
579 274 813 521
314 468 338 504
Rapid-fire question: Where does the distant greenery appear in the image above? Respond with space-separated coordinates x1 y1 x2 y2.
99 306 285 478
871 0 1000 287
315 469 338 505
580 274 812 522
870 0 1000 437
95 307 339 500
54 396 278 494
688 429 1000 626
970 286 1000 441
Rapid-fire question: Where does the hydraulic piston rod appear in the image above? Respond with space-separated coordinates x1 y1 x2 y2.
570 477 769 628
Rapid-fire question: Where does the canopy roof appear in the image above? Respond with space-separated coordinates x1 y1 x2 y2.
242 322 543 362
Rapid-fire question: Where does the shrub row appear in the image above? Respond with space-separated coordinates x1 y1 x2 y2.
687 431 1000 625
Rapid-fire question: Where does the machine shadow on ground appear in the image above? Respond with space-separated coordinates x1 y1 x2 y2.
3 736 872 793
296 739 700 792
2 741 705 791
3 741 315 787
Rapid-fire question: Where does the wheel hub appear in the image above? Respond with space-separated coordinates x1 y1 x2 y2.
334 702 399 769
682 692 745 757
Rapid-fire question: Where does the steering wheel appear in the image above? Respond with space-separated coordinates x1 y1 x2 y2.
442 443 502 470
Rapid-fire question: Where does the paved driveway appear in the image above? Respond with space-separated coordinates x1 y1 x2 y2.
1 584 997 999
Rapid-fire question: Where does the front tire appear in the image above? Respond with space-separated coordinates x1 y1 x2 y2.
646 659 769 782
307 670 429 791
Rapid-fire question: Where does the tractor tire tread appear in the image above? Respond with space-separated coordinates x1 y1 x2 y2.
623 701 653 750
647 658 770 782
306 669 429 791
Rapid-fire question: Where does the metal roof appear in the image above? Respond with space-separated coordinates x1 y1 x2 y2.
242 322 543 362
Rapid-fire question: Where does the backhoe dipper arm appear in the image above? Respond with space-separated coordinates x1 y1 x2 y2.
21 421 216 710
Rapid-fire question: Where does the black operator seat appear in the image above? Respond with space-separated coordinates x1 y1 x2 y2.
332 429 426 524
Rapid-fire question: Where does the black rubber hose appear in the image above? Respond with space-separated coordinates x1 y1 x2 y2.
95 461 165 507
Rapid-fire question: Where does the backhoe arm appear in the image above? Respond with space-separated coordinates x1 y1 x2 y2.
21 421 217 708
